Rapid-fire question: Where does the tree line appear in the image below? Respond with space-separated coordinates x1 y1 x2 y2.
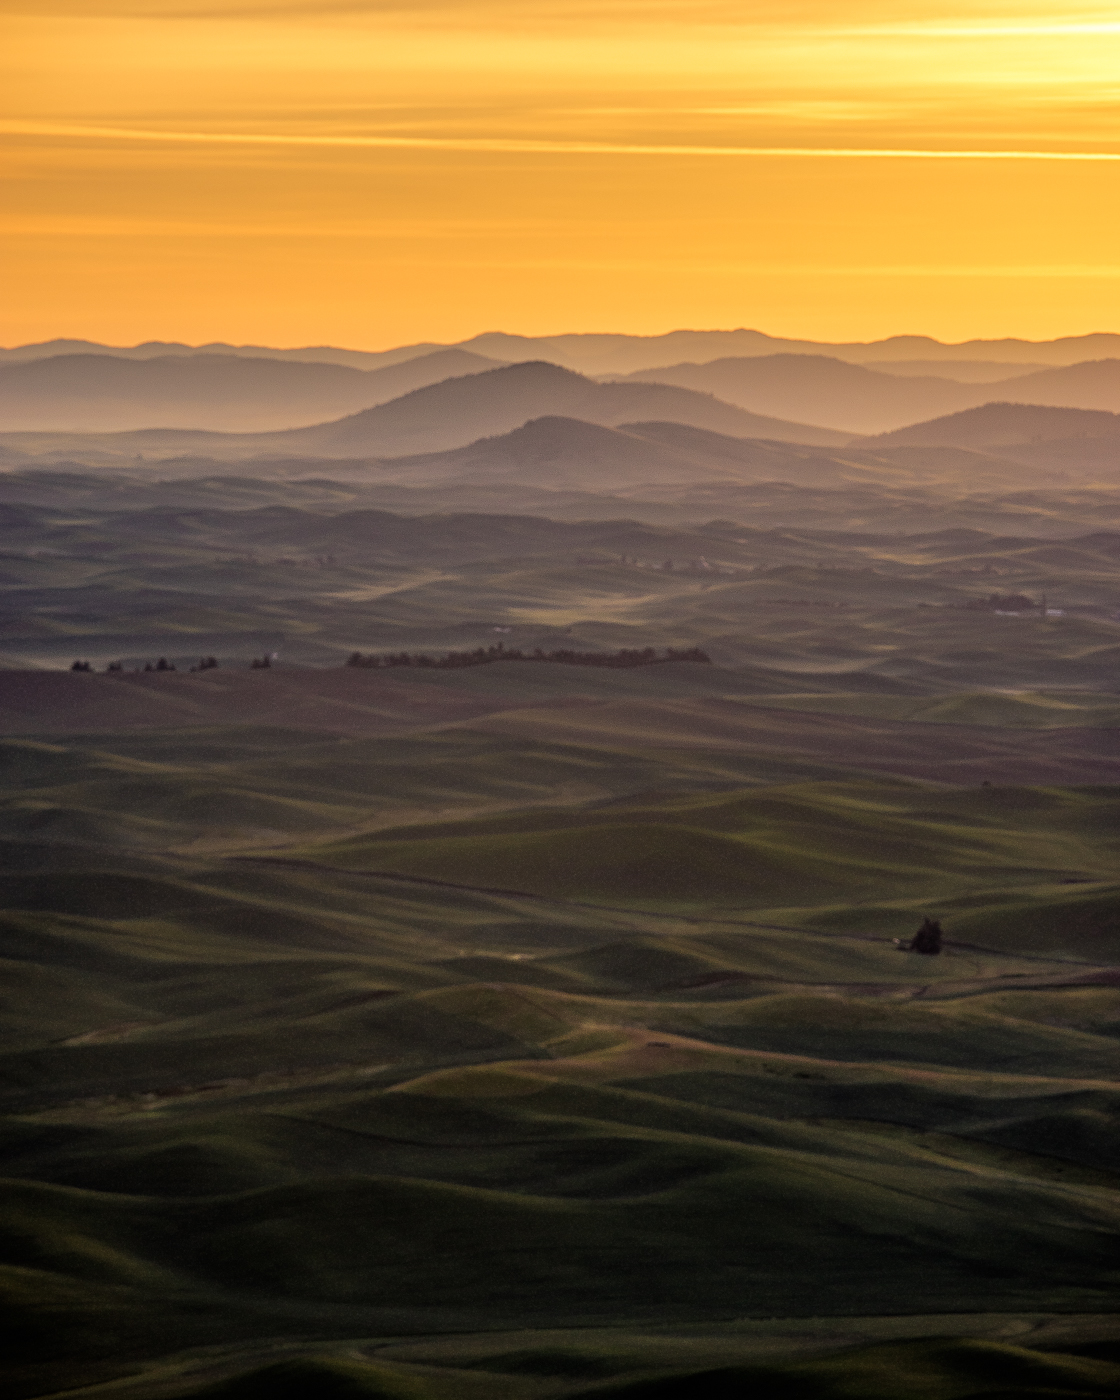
345 643 712 670
73 656 218 673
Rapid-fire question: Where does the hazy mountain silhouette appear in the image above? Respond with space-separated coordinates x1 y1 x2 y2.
872 402 1120 448
201 358 851 456
456 330 1120 374
264 361 856 457
871 359 1050 382
368 415 858 490
0 339 447 371
5 329 1120 376
616 355 973 433
0 361 855 465
617 355 1120 434
984 358 1120 413
12 349 1119 438
869 403 1120 472
0 348 505 432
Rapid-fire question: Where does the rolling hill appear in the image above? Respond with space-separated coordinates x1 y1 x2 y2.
3 665 1120 1399
983 358 1120 412
4 457 1120 1397
364 415 865 490
871 402 1120 450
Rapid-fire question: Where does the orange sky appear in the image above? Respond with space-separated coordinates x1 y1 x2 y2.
3 1 1119 348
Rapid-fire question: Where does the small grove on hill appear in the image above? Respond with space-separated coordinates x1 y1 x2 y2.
345 644 712 670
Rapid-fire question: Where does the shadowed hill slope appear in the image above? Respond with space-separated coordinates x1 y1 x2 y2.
2 703 1119 1399
871 402 1120 451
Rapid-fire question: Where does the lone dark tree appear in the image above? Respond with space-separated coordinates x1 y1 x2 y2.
895 917 943 955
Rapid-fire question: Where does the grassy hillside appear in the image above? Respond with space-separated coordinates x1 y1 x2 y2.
1 475 1118 1398
3 694 1119 1398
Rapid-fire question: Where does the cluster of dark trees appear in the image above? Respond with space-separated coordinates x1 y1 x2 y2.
249 655 272 669
79 656 220 674
345 643 712 671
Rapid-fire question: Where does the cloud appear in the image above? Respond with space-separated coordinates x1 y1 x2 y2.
5 120 1120 161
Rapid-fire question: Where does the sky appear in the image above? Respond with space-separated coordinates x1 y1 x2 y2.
2 1 1119 348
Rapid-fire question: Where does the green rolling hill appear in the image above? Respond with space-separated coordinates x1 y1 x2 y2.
2 469 1118 1398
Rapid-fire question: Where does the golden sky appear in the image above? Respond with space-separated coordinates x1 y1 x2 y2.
3 1 1119 347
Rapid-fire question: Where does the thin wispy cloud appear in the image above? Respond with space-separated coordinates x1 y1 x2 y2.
6 121 1120 161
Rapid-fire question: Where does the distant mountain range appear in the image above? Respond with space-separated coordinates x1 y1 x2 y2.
4 401 1113 506
4 365 1120 495
0 339 444 372
0 348 506 432
5 343 1120 438
3 328 1119 376
452 330 1120 375
0 361 855 464
266 361 856 456
617 355 1120 435
393 412 1117 494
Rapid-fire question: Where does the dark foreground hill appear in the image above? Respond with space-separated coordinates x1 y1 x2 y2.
3 476 1119 1398
2 662 1119 1399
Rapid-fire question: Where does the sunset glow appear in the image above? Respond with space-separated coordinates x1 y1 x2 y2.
3 1 1119 345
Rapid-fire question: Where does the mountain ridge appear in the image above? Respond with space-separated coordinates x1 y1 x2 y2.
5 328 1119 376
0 348 507 433
616 354 1120 434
